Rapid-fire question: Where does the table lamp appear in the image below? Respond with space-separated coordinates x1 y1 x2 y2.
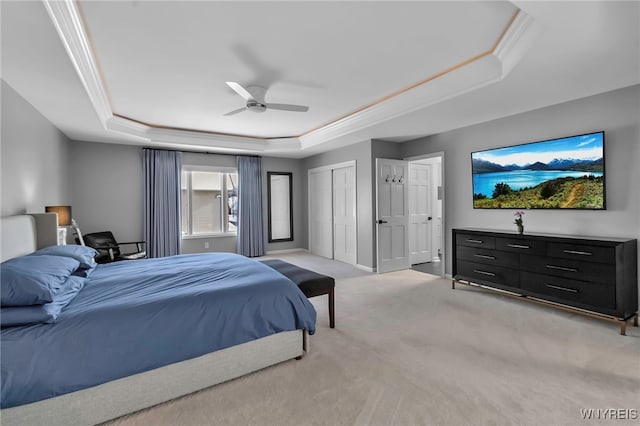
45 205 72 245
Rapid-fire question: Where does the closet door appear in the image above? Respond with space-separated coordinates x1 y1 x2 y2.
309 170 333 259
333 165 356 265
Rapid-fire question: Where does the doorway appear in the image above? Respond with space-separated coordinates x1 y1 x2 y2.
406 153 444 277
308 161 357 265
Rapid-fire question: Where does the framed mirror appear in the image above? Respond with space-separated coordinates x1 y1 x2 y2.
267 172 293 242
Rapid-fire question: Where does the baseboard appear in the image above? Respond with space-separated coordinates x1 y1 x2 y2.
356 264 375 273
265 248 308 255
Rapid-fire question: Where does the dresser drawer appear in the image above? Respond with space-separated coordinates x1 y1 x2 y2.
521 272 615 310
457 246 519 268
456 260 519 288
456 233 495 249
521 254 615 285
547 242 615 264
496 237 546 255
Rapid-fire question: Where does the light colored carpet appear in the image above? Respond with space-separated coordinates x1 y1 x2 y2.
110 252 640 426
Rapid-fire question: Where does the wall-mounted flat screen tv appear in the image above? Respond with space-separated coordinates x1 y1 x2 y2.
472 131 605 209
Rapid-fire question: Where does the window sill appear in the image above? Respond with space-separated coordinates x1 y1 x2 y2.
182 233 237 240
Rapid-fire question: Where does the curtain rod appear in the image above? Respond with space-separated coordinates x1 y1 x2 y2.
142 147 261 158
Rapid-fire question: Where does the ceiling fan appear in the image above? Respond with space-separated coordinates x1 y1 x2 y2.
223 82 309 116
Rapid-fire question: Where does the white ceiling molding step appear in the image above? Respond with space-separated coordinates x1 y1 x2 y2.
146 127 300 153
299 10 539 150
494 11 540 77
262 139 303 153
105 116 150 140
43 0 112 125
44 1 538 153
299 54 502 150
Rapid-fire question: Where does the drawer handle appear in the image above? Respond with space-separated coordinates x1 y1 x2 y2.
507 244 530 249
473 269 496 277
466 239 484 244
474 254 496 260
563 249 592 256
545 284 579 293
546 264 578 273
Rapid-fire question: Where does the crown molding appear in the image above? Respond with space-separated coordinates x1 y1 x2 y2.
105 115 149 139
299 10 539 149
494 10 540 77
43 0 112 124
299 52 502 149
105 112 303 154
45 3 538 152
147 126 301 154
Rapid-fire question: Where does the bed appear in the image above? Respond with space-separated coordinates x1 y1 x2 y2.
0 214 316 425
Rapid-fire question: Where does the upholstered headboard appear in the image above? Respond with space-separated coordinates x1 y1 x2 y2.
0 213 59 262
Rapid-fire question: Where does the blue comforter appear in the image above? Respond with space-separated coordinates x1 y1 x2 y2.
1 253 316 408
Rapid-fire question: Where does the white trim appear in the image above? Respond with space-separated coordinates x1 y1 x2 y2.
181 233 237 240
265 248 308 255
355 264 375 273
300 53 503 149
404 151 445 162
43 0 112 124
307 160 357 175
182 165 237 173
494 11 540 77
105 115 149 140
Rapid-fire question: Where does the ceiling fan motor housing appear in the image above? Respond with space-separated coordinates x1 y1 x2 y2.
247 100 267 113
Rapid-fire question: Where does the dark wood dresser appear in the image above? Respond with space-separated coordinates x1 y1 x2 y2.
452 228 638 334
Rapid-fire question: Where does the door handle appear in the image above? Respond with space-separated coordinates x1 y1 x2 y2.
376 219 388 224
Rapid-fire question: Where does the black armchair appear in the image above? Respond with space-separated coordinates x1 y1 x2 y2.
81 231 147 263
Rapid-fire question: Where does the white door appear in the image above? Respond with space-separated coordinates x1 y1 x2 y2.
409 162 432 264
309 170 333 258
376 158 410 273
333 165 356 265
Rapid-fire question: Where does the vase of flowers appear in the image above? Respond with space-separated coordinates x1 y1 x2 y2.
514 210 525 234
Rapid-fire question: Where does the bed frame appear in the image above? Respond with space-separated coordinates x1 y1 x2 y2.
0 214 308 425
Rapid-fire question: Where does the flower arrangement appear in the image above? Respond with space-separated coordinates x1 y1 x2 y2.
514 210 525 234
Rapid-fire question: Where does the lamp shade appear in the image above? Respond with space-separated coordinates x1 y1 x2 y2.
45 205 72 226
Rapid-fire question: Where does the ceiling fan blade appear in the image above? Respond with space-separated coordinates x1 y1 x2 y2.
266 103 309 113
225 81 254 101
223 106 248 116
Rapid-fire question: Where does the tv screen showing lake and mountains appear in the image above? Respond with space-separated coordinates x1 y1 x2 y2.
472 132 605 209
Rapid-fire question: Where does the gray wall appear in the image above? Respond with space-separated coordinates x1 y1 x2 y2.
401 84 640 277
1 80 72 217
68 145 306 255
263 156 306 253
303 140 375 268
69 141 144 243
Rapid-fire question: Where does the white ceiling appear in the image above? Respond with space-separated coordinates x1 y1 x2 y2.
1 1 638 158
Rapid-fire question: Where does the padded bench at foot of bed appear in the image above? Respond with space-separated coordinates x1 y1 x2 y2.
260 259 335 328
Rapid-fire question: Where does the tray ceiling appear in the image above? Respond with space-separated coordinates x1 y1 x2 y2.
1 1 638 157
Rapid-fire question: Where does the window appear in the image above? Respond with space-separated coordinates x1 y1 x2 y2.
181 168 238 237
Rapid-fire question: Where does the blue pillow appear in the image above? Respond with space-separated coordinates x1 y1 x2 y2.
1 255 80 306
30 245 98 270
0 275 85 327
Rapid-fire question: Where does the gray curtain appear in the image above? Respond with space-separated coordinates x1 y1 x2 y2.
143 148 182 258
237 156 265 257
